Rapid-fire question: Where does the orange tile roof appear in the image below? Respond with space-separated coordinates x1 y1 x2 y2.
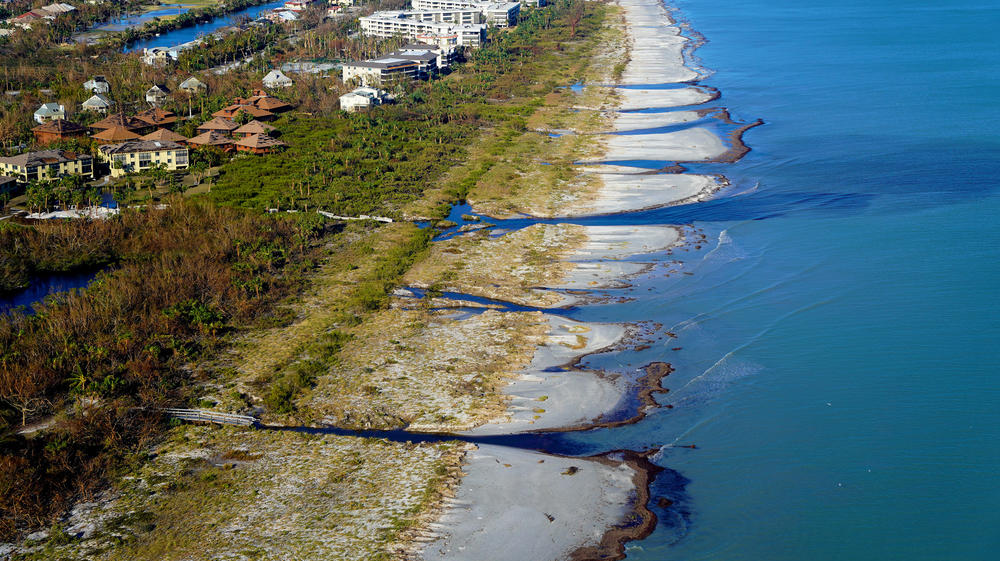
196 116 239 132
141 128 188 143
235 133 286 150
91 113 144 131
91 126 141 142
233 120 277 135
135 107 178 126
187 130 235 146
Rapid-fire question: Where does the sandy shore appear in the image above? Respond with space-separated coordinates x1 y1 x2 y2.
418 445 640 561
573 170 721 214
464 316 625 435
417 1 708 558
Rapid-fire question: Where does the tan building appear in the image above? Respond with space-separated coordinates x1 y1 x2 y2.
0 150 94 182
98 140 189 178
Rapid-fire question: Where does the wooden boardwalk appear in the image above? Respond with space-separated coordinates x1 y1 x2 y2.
162 408 260 427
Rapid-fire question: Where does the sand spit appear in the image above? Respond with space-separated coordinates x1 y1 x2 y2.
569 171 721 215
603 109 705 132
584 127 728 166
614 86 718 111
417 445 648 561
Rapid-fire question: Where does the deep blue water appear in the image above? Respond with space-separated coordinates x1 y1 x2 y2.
124 0 286 52
555 0 1000 559
0 271 95 315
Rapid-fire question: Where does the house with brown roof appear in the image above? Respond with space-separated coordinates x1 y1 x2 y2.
196 116 239 134
141 128 188 144
252 95 293 113
33 119 87 145
91 126 141 142
187 130 235 152
234 134 286 155
212 104 275 122
233 120 277 138
90 113 144 132
135 107 178 128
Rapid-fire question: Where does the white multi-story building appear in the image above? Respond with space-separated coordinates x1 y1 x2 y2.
359 11 487 47
410 0 520 28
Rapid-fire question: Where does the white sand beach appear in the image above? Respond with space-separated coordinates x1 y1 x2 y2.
464 316 626 435
418 445 638 561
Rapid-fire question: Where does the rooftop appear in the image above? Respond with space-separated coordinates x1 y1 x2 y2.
187 130 235 146
0 150 91 168
32 119 86 134
99 140 185 155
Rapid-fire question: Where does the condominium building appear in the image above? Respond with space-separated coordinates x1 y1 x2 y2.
97 140 189 178
410 0 520 28
342 58 421 87
359 11 487 47
0 150 93 182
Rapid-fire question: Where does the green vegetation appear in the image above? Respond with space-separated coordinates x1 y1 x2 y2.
208 113 474 216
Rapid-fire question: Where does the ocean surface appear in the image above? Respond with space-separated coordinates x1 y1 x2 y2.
558 0 999 559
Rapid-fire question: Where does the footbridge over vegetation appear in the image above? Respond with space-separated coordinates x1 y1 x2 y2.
162 408 260 427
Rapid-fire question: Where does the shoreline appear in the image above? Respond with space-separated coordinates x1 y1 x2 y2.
412 0 720 557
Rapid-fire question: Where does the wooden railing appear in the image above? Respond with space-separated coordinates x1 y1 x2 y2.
162 408 259 427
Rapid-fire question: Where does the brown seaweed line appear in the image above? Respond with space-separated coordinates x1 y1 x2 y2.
568 449 664 561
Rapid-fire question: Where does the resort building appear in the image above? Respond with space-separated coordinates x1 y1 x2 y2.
186 130 235 152
359 12 487 47
98 140 189 178
82 93 113 114
233 120 277 138
197 116 240 134
339 87 389 112
409 0 521 28
0 150 93 182
213 104 276 122
91 126 141 143
234 134 286 155
33 102 65 124
90 113 144 132
135 107 178 129
342 58 421 87
400 41 459 69
32 119 87 145
83 75 110 94
141 128 188 144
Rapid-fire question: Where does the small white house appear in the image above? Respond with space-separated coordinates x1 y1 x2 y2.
145 84 171 106
82 93 113 114
339 87 387 112
179 76 207 95
262 70 293 89
33 102 65 124
83 75 110 94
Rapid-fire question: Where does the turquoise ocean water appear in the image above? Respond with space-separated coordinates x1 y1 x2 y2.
562 0 1000 559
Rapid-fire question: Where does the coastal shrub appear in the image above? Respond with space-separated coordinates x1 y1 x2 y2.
0 199 329 540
